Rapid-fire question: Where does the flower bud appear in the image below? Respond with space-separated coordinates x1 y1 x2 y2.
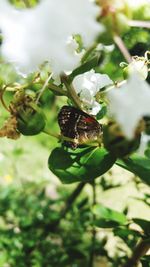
103 121 141 157
17 106 46 136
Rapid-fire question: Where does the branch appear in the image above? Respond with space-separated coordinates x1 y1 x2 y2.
22 0 31 8
88 181 96 267
43 128 100 147
36 73 68 103
128 20 150 29
45 182 85 231
81 43 97 63
36 73 53 104
0 85 11 112
48 82 68 96
113 35 132 64
60 182 85 218
123 238 150 267
61 74 83 109
43 128 79 145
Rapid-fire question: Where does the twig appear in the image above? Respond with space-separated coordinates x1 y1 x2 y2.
128 20 150 29
36 72 53 104
81 43 97 63
43 128 100 147
45 182 85 231
101 80 127 94
123 238 150 267
48 82 68 96
88 181 96 267
60 182 85 218
0 86 10 112
42 129 60 139
42 128 79 144
61 74 83 109
113 35 132 64
22 0 31 8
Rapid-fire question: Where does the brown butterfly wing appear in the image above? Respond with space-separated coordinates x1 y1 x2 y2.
76 112 102 143
58 105 102 148
58 106 80 139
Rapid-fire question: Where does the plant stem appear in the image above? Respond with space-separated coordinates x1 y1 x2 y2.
22 0 31 8
61 74 83 109
128 20 150 29
88 181 96 267
101 80 127 95
123 238 150 267
48 82 68 96
42 129 60 139
46 182 85 231
36 73 53 104
43 128 100 147
42 128 78 144
0 86 10 112
113 35 132 63
81 43 97 63
60 182 85 218
36 73 68 104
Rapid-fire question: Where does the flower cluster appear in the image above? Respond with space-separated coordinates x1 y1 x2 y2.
0 0 150 143
72 66 150 141
73 70 113 115
0 0 103 75
107 73 150 139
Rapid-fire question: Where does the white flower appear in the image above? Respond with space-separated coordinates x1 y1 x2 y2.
90 101 102 115
107 73 150 139
73 69 113 115
126 58 148 80
0 0 104 75
137 133 150 155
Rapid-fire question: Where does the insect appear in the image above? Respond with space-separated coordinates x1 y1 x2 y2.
58 105 102 149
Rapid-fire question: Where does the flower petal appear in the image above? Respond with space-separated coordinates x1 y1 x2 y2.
0 0 103 75
73 70 112 115
107 73 150 139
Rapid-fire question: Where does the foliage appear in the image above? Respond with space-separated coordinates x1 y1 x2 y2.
0 0 150 266
48 147 116 184
0 182 112 266
9 0 39 8
0 181 149 267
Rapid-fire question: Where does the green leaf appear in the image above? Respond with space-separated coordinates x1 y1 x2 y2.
94 219 119 228
93 204 127 228
144 148 150 159
133 218 150 235
141 255 150 267
48 147 116 184
96 105 107 120
68 55 100 82
116 155 150 185
114 227 142 240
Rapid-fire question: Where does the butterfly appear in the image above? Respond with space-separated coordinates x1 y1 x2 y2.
58 105 102 149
